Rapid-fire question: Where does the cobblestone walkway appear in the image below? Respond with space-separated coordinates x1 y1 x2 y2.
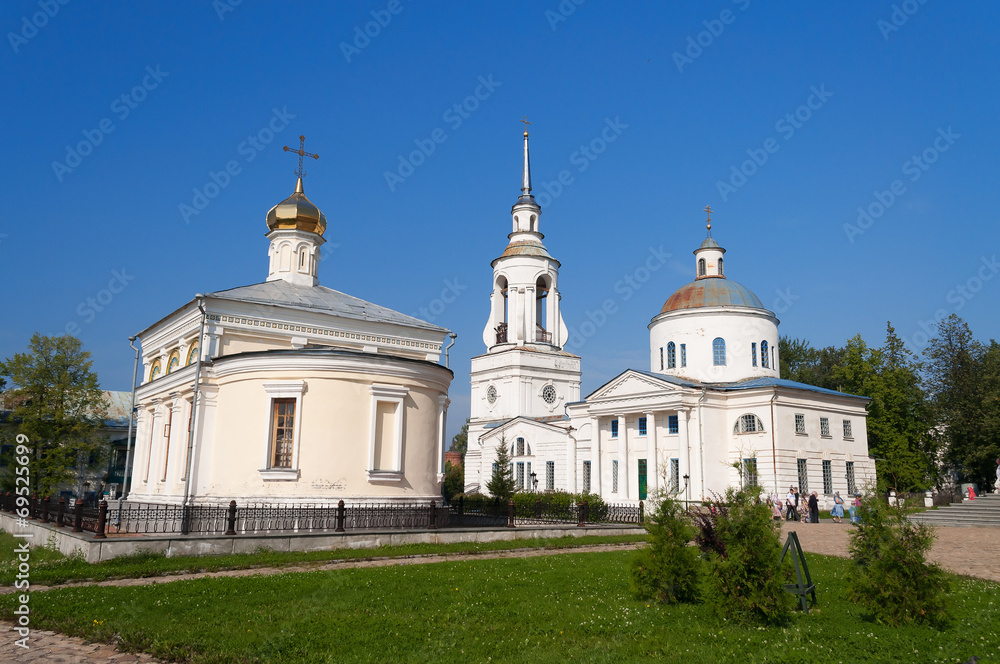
3 527 997 662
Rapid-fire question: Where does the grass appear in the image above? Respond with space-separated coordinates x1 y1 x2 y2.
0 529 648 587
1 549 996 663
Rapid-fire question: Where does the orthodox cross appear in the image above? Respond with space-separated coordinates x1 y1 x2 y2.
520 115 531 135
282 135 319 179
704 205 713 231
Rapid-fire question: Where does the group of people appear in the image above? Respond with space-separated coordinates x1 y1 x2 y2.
766 487 862 524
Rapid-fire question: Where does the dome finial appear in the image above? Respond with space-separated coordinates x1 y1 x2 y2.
282 134 319 182
703 205 713 235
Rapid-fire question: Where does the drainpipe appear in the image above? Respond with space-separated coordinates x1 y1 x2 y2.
769 386 779 497
697 387 707 500
181 295 207 530
444 332 457 368
120 336 140 506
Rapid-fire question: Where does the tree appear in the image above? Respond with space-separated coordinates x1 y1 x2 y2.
442 460 464 503
924 315 1000 489
449 418 469 454
779 337 845 390
0 334 109 495
485 437 516 501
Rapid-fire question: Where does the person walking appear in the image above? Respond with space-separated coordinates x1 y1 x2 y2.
850 493 862 525
808 491 819 523
831 491 845 523
786 486 797 521
771 494 783 521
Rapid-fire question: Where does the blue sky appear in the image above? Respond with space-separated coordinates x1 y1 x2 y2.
2 1 998 440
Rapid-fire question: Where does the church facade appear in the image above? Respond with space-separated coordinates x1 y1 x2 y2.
127 152 453 506
464 134 876 508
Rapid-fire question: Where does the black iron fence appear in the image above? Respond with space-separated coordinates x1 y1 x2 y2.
0 492 643 538
449 496 644 527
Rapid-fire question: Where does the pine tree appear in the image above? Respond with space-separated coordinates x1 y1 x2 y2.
486 436 516 501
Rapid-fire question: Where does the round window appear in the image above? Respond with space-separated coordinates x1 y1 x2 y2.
542 385 557 404
486 385 498 404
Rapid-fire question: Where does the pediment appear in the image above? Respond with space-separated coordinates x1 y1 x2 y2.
588 371 678 401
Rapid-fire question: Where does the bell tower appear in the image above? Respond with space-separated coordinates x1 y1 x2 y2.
470 124 581 429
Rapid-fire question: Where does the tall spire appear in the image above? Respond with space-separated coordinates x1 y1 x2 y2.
516 117 537 207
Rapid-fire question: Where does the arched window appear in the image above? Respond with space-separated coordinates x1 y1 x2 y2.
698 258 706 277
516 437 525 456
718 257 724 276
166 350 180 374
733 413 765 434
751 342 757 367
761 340 770 368
186 343 199 366
666 342 676 369
713 338 726 366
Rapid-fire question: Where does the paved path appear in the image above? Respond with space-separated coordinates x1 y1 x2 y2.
3 528 998 663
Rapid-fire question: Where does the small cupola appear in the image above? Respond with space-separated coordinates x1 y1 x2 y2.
265 136 326 287
694 206 726 279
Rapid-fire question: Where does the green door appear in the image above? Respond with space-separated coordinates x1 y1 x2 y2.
638 459 647 500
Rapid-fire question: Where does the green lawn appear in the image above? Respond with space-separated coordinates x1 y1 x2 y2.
0 529 647 587
2 549 996 663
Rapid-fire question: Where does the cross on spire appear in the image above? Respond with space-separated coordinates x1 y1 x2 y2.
521 115 531 136
704 205 713 232
282 135 319 179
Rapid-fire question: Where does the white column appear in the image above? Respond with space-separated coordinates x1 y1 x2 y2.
678 409 690 501
591 416 601 495
526 285 536 342
143 403 160 484
619 415 629 500
164 398 184 484
646 411 658 497
437 395 449 482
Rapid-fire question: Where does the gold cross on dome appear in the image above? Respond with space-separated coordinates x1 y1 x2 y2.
704 205 713 231
521 115 531 135
282 135 319 179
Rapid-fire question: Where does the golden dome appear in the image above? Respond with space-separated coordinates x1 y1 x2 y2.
266 177 327 235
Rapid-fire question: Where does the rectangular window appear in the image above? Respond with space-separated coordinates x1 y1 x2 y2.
794 413 805 434
751 342 757 367
822 460 833 494
843 419 852 438
680 344 686 367
797 458 809 494
820 417 830 437
611 419 619 438
517 462 525 490
846 461 856 495
612 460 619 493
668 414 679 434
546 460 554 491
638 459 647 500
526 462 532 490
742 458 758 488
670 458 680 493
583 460 591 493
659 347 663 370
270 398 296 468
638 416 647 436
492 462 498 477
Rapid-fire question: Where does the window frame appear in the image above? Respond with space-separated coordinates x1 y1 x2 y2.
846 461 856 495
666 342 676 369
794 413 806 434
612 459 619 493
842 419 853 439
751 342 757 367
820 417 831 437
822 459 833 495
734 413 765 434
582 460 591 493
546 460 555 491
713 337 726 366
668 414 679 434
259 381 306 481
680 343 687 367
797 458 809 494
610 419 619 438
638 416 647 436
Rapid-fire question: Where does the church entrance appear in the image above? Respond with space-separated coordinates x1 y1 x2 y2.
638 459 647 500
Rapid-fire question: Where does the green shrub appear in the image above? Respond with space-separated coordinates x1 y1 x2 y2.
700 487 793 626
629 496 701 604
847 492 951 627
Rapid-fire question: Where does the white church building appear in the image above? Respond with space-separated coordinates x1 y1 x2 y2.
127 144 454 506
464 130 876 507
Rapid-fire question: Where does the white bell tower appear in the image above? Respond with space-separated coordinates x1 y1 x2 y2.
469 125 581 430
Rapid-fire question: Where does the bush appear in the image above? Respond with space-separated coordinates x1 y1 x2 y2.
698 487 793 626
847 492 951 627
630 496 701 604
